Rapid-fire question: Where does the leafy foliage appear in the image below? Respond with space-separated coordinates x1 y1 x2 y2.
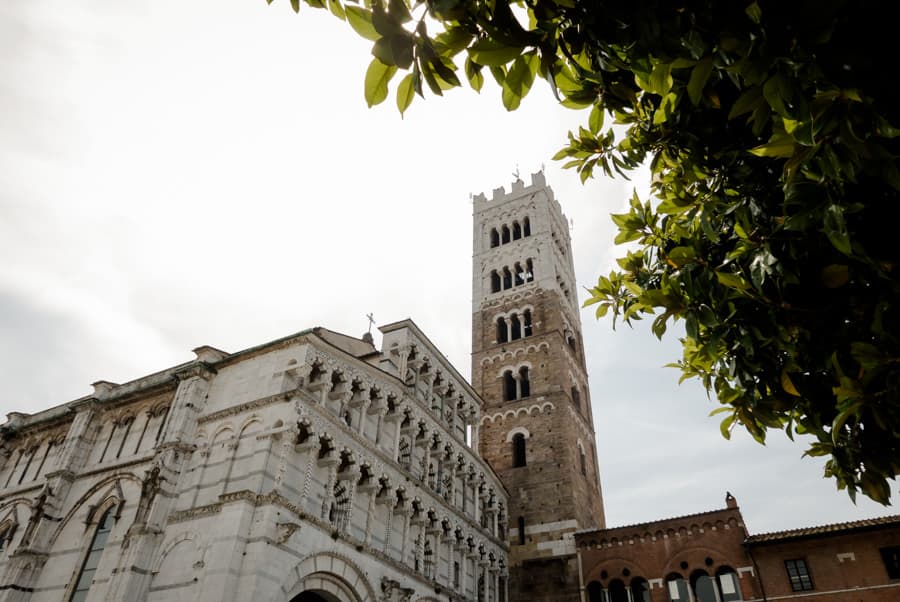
271 0 900 503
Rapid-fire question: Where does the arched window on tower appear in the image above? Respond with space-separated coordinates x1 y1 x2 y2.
490 270 501 293
571 386 581 410
514 262 524 286
501 225 511 244
512 434 526 467
518 366 530 398
523 216 531 237
503 371 516 401
70 506 115 602
523 309 533 336
496 318 509 343
525 259 534 282
510 313 521 340
517 516 526 545
502 267 513 290
490 228 500 248
512 221 522 240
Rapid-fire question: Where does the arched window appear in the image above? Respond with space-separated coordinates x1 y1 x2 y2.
115 416 134 459
0 524 13 552
490 270 501 293
501 225 510 244
17 446 38 485
586 582 604 602
503 371 516 401
523 217 531 236
523 309 533 336
510 313 521 340
490 228 500 248
502 267 512 290
517 516 526 545
608 579 628 602
716 566 743 601
512 434 527 467
691 570 718 602
514 262 524 286
70 506 115 602
571 386 581 409
525 259 534 282
630 577 651 602
518 366 530 398
512 221 522 240
666 573 690 602
579 447 587 476
496 318 509 343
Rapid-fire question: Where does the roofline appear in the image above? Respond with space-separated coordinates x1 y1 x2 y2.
745 514 900 545
574 506 740 537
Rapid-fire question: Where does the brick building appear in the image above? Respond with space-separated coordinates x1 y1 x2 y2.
576 494 900 602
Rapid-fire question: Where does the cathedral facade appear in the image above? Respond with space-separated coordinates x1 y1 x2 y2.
0 321 509 601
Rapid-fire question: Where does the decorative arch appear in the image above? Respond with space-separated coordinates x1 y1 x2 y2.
47 473 140 547
281 552 376 602
505 427 531 442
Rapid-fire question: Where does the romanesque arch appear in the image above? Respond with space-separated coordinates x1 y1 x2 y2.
280 552 376 602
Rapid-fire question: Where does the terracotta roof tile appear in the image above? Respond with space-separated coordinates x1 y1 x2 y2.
746 514 900 544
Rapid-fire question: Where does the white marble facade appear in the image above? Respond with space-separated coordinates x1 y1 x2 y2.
0 320 509 602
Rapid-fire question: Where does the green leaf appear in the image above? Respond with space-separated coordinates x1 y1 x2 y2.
387 0 411 24
715 272 750 290
667 246 696 267
372 34 414 69
728 86 763 120
719 414 736 440
781 368 801 397
502 52 538 111
467 39 522 67
745 1 762 23
823 204 852 255
646 62 673 95
588 105 604 134
364 58 397 107
749 132 795 158
345 7 380 41
465 58 484 92
396 73 415 116
328 0 346 20
687 57 714 106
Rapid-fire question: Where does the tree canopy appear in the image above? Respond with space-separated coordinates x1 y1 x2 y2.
272 0 900 503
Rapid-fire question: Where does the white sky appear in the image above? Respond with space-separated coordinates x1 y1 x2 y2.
1 0 892 532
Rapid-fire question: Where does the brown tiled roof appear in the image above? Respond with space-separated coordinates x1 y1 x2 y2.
746 514 900 544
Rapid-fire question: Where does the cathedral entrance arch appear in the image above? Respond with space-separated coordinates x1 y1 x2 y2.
289 589 343 602
280 553 375 602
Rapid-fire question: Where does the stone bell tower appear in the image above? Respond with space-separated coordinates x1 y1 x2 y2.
471 171 605 601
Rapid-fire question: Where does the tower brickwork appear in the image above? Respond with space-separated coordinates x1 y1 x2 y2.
472 172 605 601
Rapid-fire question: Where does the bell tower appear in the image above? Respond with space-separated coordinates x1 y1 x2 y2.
471 172 605 601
